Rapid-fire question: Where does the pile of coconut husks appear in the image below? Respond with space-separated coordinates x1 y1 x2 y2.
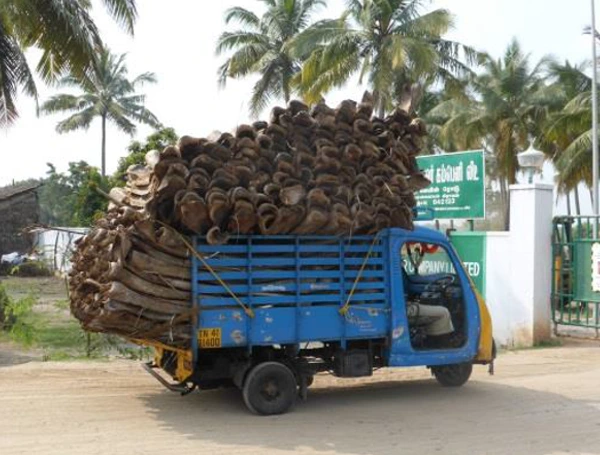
69 93 430 348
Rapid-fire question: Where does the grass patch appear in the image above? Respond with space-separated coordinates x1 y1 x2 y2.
54 299 70 311
1 278 151 361
533 338 563 349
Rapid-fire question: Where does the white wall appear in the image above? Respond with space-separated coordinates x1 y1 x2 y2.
482 184 554 347
483 233 523 347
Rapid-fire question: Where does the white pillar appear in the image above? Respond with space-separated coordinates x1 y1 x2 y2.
507 183 554 346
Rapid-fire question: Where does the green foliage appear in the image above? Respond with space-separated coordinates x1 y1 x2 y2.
294 0 482 115
0 284 10 327
428 39 551 228
216 0 325 116
536 61 594 191
1 291 37 346
41 48 160 175
0 0 138 126
113 127 178 185
39 161 110 227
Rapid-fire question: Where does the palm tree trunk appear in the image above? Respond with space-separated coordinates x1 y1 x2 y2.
574 186 581 216
101 113 107 177
566 191 572 216
499 177 509 231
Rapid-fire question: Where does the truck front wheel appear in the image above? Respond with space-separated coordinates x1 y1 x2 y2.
242 362 297 415
431 362 473 387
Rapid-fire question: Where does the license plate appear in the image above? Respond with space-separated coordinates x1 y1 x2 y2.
198 328 221 349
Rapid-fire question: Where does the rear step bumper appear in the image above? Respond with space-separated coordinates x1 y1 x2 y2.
142 362 195 395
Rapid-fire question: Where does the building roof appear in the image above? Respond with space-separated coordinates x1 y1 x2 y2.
0 182 42 202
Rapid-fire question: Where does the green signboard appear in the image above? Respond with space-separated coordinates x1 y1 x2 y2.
415 150 485 220
450 232 487 297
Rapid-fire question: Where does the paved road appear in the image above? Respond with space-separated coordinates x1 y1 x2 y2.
2 341 600 455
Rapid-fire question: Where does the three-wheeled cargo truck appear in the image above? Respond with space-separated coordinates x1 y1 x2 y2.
144 226 495 415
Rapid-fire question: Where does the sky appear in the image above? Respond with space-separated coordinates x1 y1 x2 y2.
0 0 595 210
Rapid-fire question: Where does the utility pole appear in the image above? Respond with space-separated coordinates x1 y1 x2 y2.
592 0 599 234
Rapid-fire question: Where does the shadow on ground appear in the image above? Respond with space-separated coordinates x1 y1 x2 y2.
0 346 37 367
139 377 600 455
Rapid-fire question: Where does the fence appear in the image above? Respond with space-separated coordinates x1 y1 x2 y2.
552 216 600 336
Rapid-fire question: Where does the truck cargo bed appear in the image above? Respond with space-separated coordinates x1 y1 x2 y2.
192 233 391 351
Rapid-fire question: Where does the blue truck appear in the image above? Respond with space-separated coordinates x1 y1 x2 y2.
144 226 495 415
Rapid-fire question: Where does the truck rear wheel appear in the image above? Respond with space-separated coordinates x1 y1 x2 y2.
432 362 472 387
242 362 297 415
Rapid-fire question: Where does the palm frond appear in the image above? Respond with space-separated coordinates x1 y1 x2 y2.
224 7 260 29
101 0 137 35
55 106 98 132
41 94 92 114
215 31 270 55
0 18 38 126
10 0 103 83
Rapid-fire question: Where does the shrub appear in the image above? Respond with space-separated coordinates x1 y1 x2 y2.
10 261 53 277
0 284 11 328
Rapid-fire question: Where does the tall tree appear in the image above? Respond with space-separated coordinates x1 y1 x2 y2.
216 0 325 117
42 49 160 176
0 0 138 126
537 61 592 213
38 161 110 226
113 127 177 184
539 61 594 193
429 39 550 228
293 0 480 116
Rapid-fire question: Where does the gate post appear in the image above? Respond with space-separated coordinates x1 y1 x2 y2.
508 183 554 345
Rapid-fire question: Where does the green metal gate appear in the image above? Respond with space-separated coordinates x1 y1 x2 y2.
552 216 600 336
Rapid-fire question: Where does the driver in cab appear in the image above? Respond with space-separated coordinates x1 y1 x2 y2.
404 243 455 339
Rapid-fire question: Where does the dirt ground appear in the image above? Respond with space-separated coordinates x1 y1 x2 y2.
1 339 599 455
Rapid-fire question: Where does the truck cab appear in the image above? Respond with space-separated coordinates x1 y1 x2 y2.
147 227 495 415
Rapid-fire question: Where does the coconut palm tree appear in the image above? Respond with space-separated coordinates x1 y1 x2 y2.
0 0 138 126
42 49 160 176
537 61 592 214
429 39 551 228
292 0 481 116
216 0 325 117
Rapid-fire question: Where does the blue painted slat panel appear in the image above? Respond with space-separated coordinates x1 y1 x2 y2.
197 280 387 295
249 308 296 345
344 306 389 338
196 270 297 281
195 269 385 283
298 257 344 266
346 292 387 301
344 258 384 266
342 270 385 279
297 245 340 253
197 245 247 254
343 245 383 253
298 306 343 340
201 257 296 267
198 309 247 348
198 306 389 346
199 295 295 306
198 245 298 254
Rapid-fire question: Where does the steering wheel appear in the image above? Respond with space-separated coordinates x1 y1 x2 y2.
423 274 456 293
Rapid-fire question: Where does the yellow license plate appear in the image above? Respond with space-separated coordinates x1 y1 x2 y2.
198 328 222 349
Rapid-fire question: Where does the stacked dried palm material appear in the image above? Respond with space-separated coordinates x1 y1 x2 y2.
69 93 430 348
148 93 429 244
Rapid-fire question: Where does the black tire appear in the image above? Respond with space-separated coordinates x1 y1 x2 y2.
432 362 473 387
242 362 297 415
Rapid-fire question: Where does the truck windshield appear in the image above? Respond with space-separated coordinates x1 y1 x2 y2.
401 242 456 277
